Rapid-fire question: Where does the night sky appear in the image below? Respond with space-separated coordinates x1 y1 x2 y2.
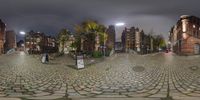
0 0 200 41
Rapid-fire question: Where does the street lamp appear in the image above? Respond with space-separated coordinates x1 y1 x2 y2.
115 22 125 27
19 31 26 52
115 22 125 52
20 31 26 35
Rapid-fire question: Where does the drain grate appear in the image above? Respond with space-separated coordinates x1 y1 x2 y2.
133 66 145 72
189 66 199 71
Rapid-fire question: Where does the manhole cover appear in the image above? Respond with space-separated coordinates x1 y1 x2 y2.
189 66 199 71
133 66 145 72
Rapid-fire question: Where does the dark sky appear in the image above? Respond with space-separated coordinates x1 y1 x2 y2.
0 0 200 41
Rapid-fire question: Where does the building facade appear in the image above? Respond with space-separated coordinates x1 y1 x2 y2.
169 15 200 55
25 31 58 54
121 27 136 52
0 19 6 54
4 30 16 52
121 27 146 53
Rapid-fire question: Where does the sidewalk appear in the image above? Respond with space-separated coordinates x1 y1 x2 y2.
0 98 21 100
72 97 160 100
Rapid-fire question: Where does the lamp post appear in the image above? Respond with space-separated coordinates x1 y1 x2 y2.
20 31 26 35
115 22 125 52
115 22 125 27
19 31 26 52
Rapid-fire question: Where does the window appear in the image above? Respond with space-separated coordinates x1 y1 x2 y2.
182 22 187 32
193 25 196 28
36 38 41 42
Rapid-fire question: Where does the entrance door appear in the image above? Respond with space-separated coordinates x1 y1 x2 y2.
194 43 200 54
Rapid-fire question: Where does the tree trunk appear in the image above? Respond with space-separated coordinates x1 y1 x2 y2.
95 34 100 51
60 42 65 53
81 38 83 51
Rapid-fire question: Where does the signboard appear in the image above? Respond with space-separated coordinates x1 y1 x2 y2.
76 55 84 69
137 48 140 52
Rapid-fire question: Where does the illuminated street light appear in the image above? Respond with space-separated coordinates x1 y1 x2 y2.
19 31 26 52
115 22 125 26
20 31 26 35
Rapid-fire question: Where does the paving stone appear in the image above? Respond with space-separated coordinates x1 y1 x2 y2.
1 52 200 99
78 91 89 95
33 92 50 96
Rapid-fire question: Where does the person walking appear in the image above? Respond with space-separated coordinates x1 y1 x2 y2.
45 53 49 63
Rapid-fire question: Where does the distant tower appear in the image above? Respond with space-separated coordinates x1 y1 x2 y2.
106 25 116 50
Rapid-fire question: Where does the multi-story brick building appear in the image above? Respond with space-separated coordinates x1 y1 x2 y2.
121 27 145 53
121 27 136 52
4 30 16 52
25 31 58 54
0 19 6 54
169 15 200 55
135 28 145 52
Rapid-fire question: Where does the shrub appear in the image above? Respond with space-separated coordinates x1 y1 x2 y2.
92 51 103 58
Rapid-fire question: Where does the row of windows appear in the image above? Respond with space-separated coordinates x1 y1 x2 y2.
192 24 200 30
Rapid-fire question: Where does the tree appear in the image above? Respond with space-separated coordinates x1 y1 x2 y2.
158 35 166 49
152 35 166 51
57 29 70 53
74 20 107 53
74 25 87 52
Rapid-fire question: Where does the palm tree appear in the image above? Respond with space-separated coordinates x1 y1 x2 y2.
75 20 107 52
74 25 87 52
57 29 70 53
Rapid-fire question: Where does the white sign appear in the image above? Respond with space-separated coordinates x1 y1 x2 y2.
137 48 140 52
77 56 84 69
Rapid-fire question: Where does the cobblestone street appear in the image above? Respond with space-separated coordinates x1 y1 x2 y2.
0 52 200 100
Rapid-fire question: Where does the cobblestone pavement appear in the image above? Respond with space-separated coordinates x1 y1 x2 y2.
0 52 200 100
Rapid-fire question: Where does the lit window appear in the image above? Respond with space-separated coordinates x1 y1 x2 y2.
182 33 188 39
36 38 40 42
182 22 187 32
193 25 196 28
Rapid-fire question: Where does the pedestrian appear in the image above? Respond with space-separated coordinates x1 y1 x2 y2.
45 53 49 63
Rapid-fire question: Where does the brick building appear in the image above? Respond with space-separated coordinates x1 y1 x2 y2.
169 15 200 55
121 27 136 52
25 31 57 54
135 28 145 52
4 30 16 52
0 19 6 54
121 27 146 53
